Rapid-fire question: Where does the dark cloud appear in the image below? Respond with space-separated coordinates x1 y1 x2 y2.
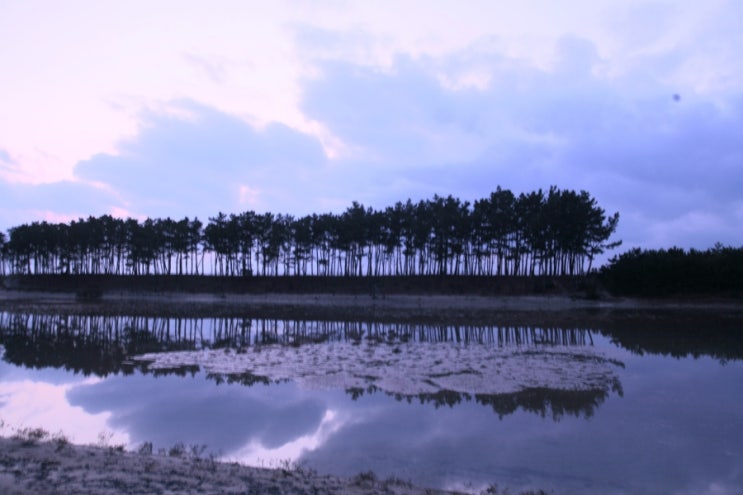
3 37 742 252
74 100 329 219
304 56 489 166
0 179 114 229
299 41 743 249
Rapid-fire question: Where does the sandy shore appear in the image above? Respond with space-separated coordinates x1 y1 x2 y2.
0 434 464 495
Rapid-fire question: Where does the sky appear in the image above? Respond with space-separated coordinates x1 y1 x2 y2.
1 0 742 254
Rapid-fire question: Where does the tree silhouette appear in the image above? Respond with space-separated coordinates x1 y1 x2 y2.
0 231 6 275
601 244 743 296
1 187 622 278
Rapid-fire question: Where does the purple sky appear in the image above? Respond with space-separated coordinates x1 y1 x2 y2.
1 1 742 253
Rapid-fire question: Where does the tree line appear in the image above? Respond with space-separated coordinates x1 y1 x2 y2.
0 186 620 277
600 244 743 296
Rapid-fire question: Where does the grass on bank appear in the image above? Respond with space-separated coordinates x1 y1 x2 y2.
1 419 551 494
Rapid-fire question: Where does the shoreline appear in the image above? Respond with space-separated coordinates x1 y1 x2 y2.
1 289 742 326
0 435 462 495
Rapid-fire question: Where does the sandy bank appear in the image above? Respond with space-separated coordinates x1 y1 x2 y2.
0 435 460 495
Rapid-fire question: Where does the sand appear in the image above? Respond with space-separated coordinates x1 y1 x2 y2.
0 434 457 495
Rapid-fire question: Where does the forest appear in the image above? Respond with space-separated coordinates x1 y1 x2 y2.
600 244 743 296
0 186 620 278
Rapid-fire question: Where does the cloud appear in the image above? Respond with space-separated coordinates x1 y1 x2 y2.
0 149 21 179
297 35 743 249
74 101 329 219
0 179 115 229
3 10 742 253
0 149 12 165
303 56 493 168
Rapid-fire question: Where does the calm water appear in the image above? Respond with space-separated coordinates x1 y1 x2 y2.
0 312 742 494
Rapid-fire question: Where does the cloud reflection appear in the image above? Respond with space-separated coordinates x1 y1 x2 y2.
226 409 347 466
66 372 330 461
0 375 129 446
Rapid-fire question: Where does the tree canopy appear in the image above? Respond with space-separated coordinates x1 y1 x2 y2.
600 244 743 295
1 186 621 277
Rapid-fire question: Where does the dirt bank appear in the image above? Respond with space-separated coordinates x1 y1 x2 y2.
0 435 460 495
1 273 594 296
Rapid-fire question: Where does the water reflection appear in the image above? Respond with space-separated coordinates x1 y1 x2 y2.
0 361 131 446
63 372 329 461
600 323 743 363
347 385 617 420
5 312 740 366
0 311 597 369
0 311 622 420
1 311 741 493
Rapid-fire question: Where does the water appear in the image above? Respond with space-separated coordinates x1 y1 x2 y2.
1 312 742 494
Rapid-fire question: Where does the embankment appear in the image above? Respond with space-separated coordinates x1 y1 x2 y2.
1 274 741 327
1 273 596 296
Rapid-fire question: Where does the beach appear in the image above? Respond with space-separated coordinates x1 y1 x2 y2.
0 434 459 495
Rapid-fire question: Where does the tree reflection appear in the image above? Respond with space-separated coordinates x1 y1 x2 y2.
0 312 597 377
206 371 272 387
0 313 636 420
5 311 739 422
0 311 629 420
345 383 623 420
474 385 622 420
600 322 743 363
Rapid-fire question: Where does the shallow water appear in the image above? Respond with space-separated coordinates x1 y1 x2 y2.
0 312 742 494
